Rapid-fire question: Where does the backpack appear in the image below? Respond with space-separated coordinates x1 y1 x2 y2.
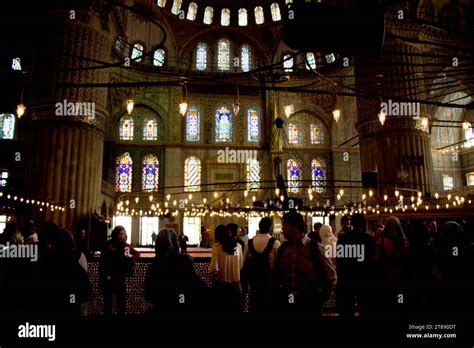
242 238 276 285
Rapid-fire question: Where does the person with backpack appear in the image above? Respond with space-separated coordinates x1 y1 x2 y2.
242 217 281 312
274 211 337 313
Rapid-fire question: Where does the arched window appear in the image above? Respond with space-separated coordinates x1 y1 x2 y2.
288 122 301 144
217 39 231 71
116 153 133 193
171 0 182 15
310 123 323 144
283 54 293 72
203 6 213 24
241 44 251 72
311 159 327 193
119 116 134 140
221 8 230 26
142 155 159 192
186 106 200 141
143 118 158 140
157 0 166 8
215 106 233 142
153 49 165 67
287 159 302 193
247 108 259 142
196 42 207 70
238 8 248 26
187 2 198 20
0 113 15 140
254 6 264 24
131 43 144 62
271 3 281 21
247 159 260 190
306 52 316 70
185 157 201 192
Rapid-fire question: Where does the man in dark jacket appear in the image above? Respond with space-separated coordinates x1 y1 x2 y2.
336 213 375 317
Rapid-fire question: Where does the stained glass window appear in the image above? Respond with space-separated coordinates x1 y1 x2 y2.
247 108 259 142
238 8 248 26
306 52 316 70
116 153 133 193
153 49 165 66
311 159 326 193
283 54 293 72
217 39 230 71
326 53 336 63
0 113 15 140
288 122 301 144
196 42 207 70
143 118 157 140
247 159 260 190
171 0 182 15
255 6 264 24
157 0 166 8
271 3 281 21
287 159 302 193
310 123 323 144
203 6 213 24
241 45 251 72
185 157 201 192
221 8 230 26
186 107 200 141
119 116 134 140
215 106 233 142
142 155 159 192
187 2 198 20
131 43 143 62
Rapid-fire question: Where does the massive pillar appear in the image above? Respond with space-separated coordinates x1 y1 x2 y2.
355 22 434 195
23 2 119 230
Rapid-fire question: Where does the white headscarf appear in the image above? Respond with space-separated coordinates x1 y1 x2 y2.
320 225 337 245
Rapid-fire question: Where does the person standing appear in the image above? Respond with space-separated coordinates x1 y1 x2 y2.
99 226 139 316
307 222 323 242
242 217 281 312
338 215 351 237
209 225 243 311
274 211 337 313
179 233 189 254
336 213 375 317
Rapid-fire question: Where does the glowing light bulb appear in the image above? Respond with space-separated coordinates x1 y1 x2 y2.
332 109 341 123
149 195 153 202
369 190 373 197
462 120 471 130
17 104 26 118
378 111 386 126
252 196 256 202
362 194 366 200
135 197 139 204
284 104 294 118
275 188 280 196
203 198 207 204
383 194 388 201
418 192 422 198
126 99 134 114
280 195 285 202
435 192 439 199
214 192 218 198
337 194 341 200
339 189 344 196
179 100 188 116
244 191 248 198
447 194 451 200
411 196 415 202
421 115 429 130
395 190 399 197
166 194 171 201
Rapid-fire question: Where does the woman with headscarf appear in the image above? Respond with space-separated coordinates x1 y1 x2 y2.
374 216 409 314
99 226 139 315
144 229 205 313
